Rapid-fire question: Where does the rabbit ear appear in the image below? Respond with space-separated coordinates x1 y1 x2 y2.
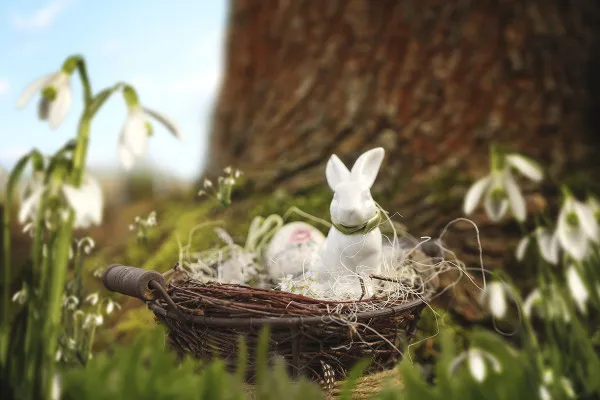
326 154 350 190
350 147 385 188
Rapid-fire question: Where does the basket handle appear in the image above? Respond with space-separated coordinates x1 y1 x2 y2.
102 264 166 301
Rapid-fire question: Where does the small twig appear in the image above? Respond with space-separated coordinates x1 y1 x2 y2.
358 277 366 301
369 274 401 283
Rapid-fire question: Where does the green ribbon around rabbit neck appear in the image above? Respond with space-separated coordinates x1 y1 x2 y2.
332 209 382 235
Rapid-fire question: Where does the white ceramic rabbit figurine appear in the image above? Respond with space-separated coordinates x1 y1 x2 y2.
315 147 385 298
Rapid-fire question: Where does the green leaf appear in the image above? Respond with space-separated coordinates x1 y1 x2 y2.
255 326 270 388
398 357 437 399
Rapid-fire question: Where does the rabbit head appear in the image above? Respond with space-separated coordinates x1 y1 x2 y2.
326 147 385 228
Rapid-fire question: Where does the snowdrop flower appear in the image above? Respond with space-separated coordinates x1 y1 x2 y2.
479 281 509 319
463 169 521 222
586 196 600 220
12 287 28 305
85 292 99 306
464 152 542 223
586 196 600 232
515 235 531 261
105 298 121 315
93 268 105 279
523 289 541 318
534 227 560 265
523 287 571 322
61 173 103 229
51 373 62 400
18 171 46 224
83 313 104 329
17 70 73 130
118 105 181 170
63 295 79 311
514 229 559 264
449 348 502 382
566 266 589 314
556 194 598 261
504 153 543 182
540 369 576 399
539 385 551 400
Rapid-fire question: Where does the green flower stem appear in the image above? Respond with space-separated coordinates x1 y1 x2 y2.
24 194 49 385
71 110 92 187
32 195 47 287
1 198 12 337
36 57 93 399
489 143 505 171
511 287 545 375
560 185 573 200
30 238 52 399
63 55 93 106
37 112 91 400
39 218 73 398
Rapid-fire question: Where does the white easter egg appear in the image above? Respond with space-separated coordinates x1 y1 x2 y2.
265 222 325 279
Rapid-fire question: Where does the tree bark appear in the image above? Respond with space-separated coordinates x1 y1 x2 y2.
206 0 600 318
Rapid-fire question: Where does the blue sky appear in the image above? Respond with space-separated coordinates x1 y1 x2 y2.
0 0 227 180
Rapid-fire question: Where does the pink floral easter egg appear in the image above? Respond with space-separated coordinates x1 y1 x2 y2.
265 222 325 279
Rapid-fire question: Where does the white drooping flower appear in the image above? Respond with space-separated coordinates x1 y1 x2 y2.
479 281 508 319
566 265 589 314
83 313 104 329
464 152 542 223
18 171 47 225
468 349 487 382
515 227 559 264
515 235 531 261
464 169 526 222
523 286 571 323
17 70 73 130
534 227 560 265
556 195 598 261
51 373 62 400
105 298 121 315
586 196 600 233
12 286 28 305
541 369 576 399
118 106 181 170
449 347 502 382
504 153 543 182
85 292 99 306
523 289 541 318
61 173 103 229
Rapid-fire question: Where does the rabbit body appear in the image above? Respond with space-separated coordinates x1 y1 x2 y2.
312 147 386 298
317 226 382 297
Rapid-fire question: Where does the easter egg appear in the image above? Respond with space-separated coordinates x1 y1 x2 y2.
265 222 325 279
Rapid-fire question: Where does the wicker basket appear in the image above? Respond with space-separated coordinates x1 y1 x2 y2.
102 264 432 386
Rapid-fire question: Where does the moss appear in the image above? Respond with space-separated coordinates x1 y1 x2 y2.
422 169 470 211
142 201 220 271
251 187 331 223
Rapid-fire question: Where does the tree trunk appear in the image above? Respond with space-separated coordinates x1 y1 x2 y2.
206 0 600 319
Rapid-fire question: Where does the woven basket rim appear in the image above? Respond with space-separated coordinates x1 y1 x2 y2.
148 290 433 328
